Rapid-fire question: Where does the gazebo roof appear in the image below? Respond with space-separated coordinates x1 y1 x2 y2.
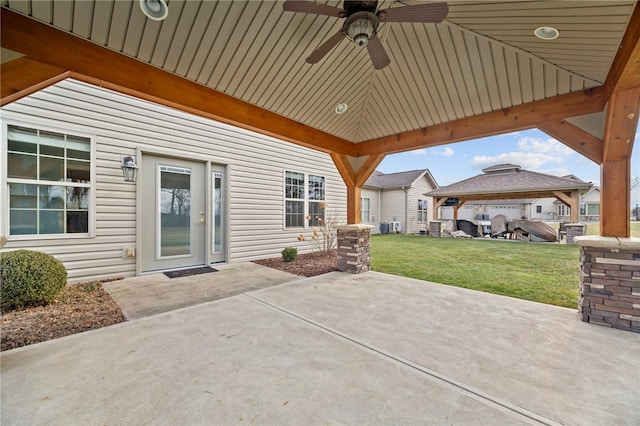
426 164 592 198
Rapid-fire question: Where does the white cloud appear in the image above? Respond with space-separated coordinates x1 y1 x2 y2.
471 152 565 169
409 148 427 155
517 136 574 156
435 147 454 157
471 136 575 171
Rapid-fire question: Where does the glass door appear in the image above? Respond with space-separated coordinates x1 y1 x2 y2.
211 166 226 263
140 155 206 273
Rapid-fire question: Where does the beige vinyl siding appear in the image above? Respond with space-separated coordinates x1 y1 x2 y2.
1 79 346 283
360 188 381 234
405 177 437 234
380 189 407 233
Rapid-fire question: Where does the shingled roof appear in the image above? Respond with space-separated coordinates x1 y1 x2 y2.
426 164 592 197
364 169 437 189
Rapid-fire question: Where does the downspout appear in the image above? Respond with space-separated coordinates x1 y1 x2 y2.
378 189 382 231
403 186 409 234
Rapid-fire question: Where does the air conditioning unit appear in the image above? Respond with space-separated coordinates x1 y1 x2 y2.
389 221 402 234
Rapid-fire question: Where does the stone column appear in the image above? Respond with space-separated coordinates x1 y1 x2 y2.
336 224 374 274
429 221 441 237
565 223 585 244
575 236 640 332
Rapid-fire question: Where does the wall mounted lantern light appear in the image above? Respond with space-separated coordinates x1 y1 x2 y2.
121 156 139 182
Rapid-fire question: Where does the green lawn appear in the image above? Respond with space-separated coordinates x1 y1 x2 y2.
584 221 640 237
370 235 581 308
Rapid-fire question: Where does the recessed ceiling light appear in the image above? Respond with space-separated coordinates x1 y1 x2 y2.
534 26 559 40
335 103 348 114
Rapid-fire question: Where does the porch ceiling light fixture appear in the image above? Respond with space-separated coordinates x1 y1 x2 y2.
140 0 168 21
534 26 559 40
121 156 139 182
335 103 348 114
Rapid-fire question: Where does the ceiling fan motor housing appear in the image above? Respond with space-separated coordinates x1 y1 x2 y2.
343 11 380 47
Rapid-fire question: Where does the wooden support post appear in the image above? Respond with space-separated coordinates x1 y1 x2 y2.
433 197 447 220
346 185 362 225
552 190 580 223
600 88 639 237
600 159 631 237
331 153 385 225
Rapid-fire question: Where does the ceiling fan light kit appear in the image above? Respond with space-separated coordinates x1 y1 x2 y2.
345 12 379 47
139 0 168 21
283 0 449 70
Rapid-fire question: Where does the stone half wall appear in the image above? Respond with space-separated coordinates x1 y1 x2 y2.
336 224 374 274
575 236 640 333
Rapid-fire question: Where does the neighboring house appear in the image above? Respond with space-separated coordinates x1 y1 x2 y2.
361 169 438 234
0 79 347 283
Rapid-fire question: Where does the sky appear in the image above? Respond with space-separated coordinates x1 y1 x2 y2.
377 126 640 208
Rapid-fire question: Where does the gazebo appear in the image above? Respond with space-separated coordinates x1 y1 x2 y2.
426 164 593 223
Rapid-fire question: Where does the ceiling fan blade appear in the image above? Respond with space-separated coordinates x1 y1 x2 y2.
378 2 448 23
283 1 345 17
306 30 345 64
366 34 391 70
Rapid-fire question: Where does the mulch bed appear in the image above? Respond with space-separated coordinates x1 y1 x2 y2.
1 281 125 352
253 250 338 277
1 251 338 352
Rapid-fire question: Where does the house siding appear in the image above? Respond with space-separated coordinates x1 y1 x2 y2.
405 178 435 234
361 188 381 234
366 175 437 234
1 79 346 283
380 189 407 232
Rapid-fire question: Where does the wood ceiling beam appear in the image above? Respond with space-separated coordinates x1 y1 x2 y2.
355 87 607 157
443 191 581 202
0 8 356 156
537 120 603 164
330 153 385 224
603 2 640 98
354 154 385 187
1 57 70 106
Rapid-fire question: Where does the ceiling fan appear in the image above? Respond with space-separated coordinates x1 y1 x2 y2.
283 1 449 70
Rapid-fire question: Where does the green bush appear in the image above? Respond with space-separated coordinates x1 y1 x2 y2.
0 250 67 313
281 246 298 262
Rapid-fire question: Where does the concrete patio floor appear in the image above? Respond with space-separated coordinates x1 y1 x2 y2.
2 266 638 425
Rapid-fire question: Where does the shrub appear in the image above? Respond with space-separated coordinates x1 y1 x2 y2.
298 207 341 256
281 246 298 262
0 250 67 313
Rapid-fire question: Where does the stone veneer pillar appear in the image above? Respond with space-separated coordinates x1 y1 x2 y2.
336 224 374 274
565 223 585 244
429 221 442 237
575 236 640 332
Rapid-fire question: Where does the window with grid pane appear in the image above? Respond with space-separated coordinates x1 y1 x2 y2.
6 125 91 236
361 197 370 222
284 171 326 228
417 199 428 222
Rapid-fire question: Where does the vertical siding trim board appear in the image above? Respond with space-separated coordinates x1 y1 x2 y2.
1 79 346 283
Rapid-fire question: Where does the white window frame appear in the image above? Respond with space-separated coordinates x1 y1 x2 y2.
417 199 428 223
284 170 326 229
361 197 370 223
2 121 96 240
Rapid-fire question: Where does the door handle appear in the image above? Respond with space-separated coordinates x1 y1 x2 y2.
199 211 205 224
